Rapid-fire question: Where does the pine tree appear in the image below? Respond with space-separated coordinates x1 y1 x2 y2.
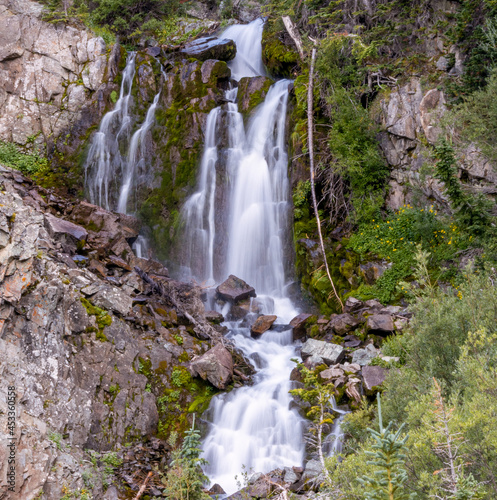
359 394 416 500
162 415 210 500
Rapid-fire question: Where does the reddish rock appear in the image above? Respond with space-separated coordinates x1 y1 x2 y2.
251 314 277 337
289 313 313 340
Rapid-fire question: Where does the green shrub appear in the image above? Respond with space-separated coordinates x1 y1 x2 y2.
0 141 48 176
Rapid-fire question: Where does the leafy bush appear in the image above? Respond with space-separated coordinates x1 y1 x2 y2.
348 205 466 302
0 141 48 176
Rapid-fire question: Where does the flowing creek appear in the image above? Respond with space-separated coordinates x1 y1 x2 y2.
84 18 346 495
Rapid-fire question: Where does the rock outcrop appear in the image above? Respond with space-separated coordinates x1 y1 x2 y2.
0 0 119 153
0 165 250 499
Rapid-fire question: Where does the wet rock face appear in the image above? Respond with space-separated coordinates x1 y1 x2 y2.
177 36 236 62
237 76 273 115
0 0 117 151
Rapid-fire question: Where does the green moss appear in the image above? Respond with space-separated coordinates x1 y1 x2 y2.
80 297 112 336
178 351 189 363
262 18 299 78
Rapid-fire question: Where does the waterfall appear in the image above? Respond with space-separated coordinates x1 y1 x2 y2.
324 396 349 456
84 53 160 217
227 80 290 295
180 107 221 285
85 52 136 211
117 91 160 214
221 18 266 80
188 20 305 494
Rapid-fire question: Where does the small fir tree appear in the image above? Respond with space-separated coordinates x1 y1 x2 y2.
359 394 416 500
162 415 210 500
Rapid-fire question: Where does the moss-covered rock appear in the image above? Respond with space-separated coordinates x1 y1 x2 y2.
262 18 299 79
237 76 274 116
137 59 228 261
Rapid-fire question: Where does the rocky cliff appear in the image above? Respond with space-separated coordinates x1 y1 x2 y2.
0 165 255 499
0 0 122 176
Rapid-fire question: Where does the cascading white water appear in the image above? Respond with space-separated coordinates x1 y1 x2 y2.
192 20 306 494
324 397 349 456
85 53 136 210
181 107 221 284
85 53 160 219
117 91 160 214
227 80 290 295
221 18 266 80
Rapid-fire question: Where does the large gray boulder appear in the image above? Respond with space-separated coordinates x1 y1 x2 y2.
301 339 344 366
190 343 233 389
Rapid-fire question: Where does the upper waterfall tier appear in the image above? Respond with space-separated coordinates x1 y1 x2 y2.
221 18 266 80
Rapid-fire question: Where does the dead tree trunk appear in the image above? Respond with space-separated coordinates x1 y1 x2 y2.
307 46 344 312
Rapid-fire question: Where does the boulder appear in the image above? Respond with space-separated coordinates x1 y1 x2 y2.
250 314 277 337
44 214 88 249
217 275 256 303
190 343 233 389
290 313 314 340
178 37 236 62
91 285 133 316
301 339 344 366
362 365 388 394
367 314 394 334
344 296 363 313
205 310 224 324
351 344 380 366
237 76 273 114
328 313 361 336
